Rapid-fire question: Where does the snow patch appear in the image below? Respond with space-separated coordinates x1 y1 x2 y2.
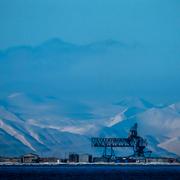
106 109 127 127
8 92 23 99
0 119 36 151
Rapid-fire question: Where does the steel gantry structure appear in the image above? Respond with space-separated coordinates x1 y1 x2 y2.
91 123 151 160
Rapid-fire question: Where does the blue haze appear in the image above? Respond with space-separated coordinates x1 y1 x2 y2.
0 0 180 103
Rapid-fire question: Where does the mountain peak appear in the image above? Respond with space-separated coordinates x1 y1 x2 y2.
114 97 154 109
40 38 76 50
85 39 127 49
43 38 66 45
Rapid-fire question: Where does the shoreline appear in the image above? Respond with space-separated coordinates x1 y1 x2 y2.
0 162 180 166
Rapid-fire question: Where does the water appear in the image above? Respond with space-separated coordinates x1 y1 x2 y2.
0 164 180 180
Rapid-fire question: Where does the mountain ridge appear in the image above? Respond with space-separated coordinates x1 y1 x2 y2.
0 94 179 157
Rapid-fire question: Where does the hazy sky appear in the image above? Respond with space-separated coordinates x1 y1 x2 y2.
0 0 180 49
0 0 180 104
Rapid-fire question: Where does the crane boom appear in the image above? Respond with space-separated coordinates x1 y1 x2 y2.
91 123 151 159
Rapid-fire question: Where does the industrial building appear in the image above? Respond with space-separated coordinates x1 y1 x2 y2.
0 156 21 163
68 153 92 163
68 153 79 163
145 157 177 163
79 154 92 163
39 157 59 163
21 153 40 163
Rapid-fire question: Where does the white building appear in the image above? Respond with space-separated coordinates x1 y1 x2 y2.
79 154 92 163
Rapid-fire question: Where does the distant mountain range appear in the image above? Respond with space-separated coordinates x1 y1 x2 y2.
0 38 179 102
0 39 179 157
0 93 179 157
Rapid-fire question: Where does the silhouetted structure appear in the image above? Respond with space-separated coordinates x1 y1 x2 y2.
79 154 92 163
39 157 59 163
91 123 151 160
69 153 79 163
21 153 39 163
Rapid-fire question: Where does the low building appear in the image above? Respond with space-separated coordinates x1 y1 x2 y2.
21 153 39 163
61 158 68 163
135 158 146 163
177 157 180 163
69 153 79 163
115 157 137 163
0 157 21 163
93 157 110 163
39 157 59 163
146 157 177 163
79 154 92 163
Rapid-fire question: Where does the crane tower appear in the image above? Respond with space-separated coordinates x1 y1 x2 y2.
91 123 151 160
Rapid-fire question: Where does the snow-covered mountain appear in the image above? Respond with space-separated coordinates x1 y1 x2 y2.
0 94 179 158
0 39 179 158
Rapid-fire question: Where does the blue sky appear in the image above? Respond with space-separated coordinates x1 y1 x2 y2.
0 0 180 103
0 0 180 49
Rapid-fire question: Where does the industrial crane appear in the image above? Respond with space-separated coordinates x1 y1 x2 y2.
91 123 151 160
